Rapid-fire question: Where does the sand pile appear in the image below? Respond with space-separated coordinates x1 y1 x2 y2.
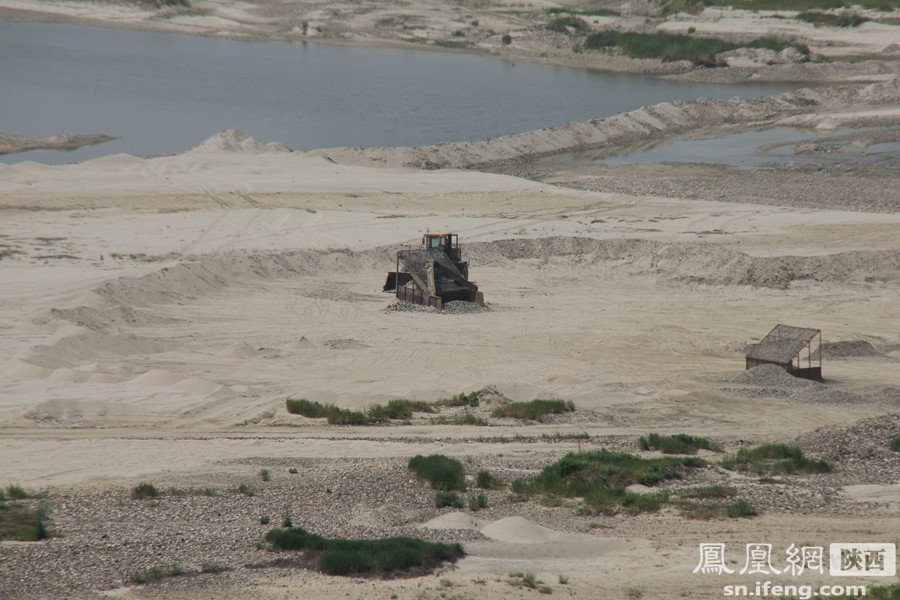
479 516 571 544
190 129 291 154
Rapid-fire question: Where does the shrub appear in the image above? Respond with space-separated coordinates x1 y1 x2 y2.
260 469 271 482
435 491 464 508
468 493 488 511
286 398 328 418
721 444 830 474
476 469 503 489
131 482 160 499
890 436 900 452
491 399 575 422
501 33 512 45
408 455 466 491
637 433 721 454
0 502 50 541
522 572 538 588
237 483 256 496
437 392 479 408
264 527 465 576
726 499 758 518
130 565 184 584
260 515 271 525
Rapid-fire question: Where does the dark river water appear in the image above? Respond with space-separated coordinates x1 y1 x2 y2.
0 19 798 164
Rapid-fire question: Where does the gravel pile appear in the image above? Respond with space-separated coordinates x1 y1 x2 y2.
822 340 885 359
383 300 491 315
720 364 818 388
796 413 900 486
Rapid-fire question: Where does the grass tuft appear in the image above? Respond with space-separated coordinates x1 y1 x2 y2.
491 399 575 422
131 482 160 499
468 493 488 511
725 498 758 518
435 491 464 508
408 455 466 491
476 469 504 489
264 527 465 576
638 433 721 454
0 502 51 541
721 444 830 474
890 436 900 452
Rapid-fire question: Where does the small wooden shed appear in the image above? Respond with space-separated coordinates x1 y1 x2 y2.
745 324 822 380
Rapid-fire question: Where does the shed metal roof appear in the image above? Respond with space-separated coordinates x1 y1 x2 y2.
746 324 821 364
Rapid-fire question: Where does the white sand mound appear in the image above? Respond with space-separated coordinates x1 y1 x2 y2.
191 129 291 154
421 512 481 531
480 516 568 544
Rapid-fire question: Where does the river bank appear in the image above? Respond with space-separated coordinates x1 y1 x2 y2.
1 0 898 84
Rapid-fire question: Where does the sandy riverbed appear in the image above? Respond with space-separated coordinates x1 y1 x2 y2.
0 2 899 597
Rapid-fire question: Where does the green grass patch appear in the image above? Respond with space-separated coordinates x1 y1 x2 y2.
518 450 703 513
264 527 464 576
546 15 590 33
798 10 868 26
286 398 436 425
409 455 466 491
491 399 575 422
435 491 464 508
436 392 479 408
583 30 809 65
680 485 737 499
131 482 160 499
476 469 504 489
721 444 831 474
468 493 488 511
431 412 489 426
129 565 185 585
638 433 721 454
725 498 758 518
890 436 900 452
0 502 50 541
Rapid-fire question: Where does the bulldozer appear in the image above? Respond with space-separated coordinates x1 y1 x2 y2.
383 232 484 310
